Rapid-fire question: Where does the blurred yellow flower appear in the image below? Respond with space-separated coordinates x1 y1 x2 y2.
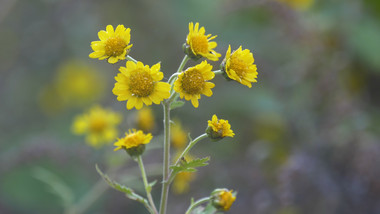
39 60 105 115
207 114 234 140
173 61 215 108
113 61 171 110
172 153 196 194
72 105 121 148
114 129 152 151
136 107 155 132
222 45 258 88
185 22 221 61
171 120 188 149
89 25 133 64
277 0 314 11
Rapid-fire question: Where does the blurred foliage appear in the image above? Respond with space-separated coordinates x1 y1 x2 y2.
1 0 380 213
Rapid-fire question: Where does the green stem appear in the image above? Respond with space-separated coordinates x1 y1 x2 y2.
126 55 138 63
185 197 211 214
159 102 171 214
137 156 158 214
173 134 207 169
213 70 223 75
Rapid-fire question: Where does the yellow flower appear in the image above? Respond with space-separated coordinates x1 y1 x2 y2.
72 105 121 148
113 61 171 110
173 61 215 108
136 107 155 132
185 22 221 61
212 190 236 211
277 0 314 11
222 45 258 88
171 120 188 149
206 114 234 140
114 129 152 151
89 25 133 64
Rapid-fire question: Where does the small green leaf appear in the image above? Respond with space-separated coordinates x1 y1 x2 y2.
170 157 210 181
147 180 157 193
200 203 218 214
95 164 147 203
170 100 185 110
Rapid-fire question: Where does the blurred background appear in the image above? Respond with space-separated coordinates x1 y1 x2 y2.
1 0 380 213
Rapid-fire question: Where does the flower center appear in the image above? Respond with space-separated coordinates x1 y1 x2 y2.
181 69 205 94
129 70 155 97
105 37 127 56
190 35 209 54
229 55 247 78
89 117 107 133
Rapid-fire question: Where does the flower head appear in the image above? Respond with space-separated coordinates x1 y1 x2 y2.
222 45 258 88
211 189 237 211
72 105 121 148
114 129 153 157
113 61 171 110
184 22 221 61
206 114 234 140
89 25 133 64
173 61 215 108
136 107 155 132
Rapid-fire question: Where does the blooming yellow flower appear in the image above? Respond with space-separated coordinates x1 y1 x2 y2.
213 190 236 211
114 129 152 151
173 61 215 108
136 107 155 132
185 22 221 61
89 25 133 64
171 119 188 149
72 105 121 148
207 114 234 140
113 61 171 110
222 45 258 88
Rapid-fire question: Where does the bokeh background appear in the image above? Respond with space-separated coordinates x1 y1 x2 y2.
1 0 380 213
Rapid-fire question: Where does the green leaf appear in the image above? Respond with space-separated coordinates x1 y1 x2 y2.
95 164 147 203
170 157 210 181
32 167 74 208
170 100 185 110
200 203 218 214
147 180 157 193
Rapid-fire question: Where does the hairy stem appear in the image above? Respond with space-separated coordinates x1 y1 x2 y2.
137 156 158 214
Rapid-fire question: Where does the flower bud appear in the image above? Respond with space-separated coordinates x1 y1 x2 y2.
206 114 234 141
211 188 237 211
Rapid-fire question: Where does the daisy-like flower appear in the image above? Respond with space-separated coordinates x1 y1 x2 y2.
184 22 221 61
222 45 258 88
206 114 234 140
89 25 133 64
211 189 237 211
173 61 215 108
113 61 171 110
114 129 153 157
72 105 121 148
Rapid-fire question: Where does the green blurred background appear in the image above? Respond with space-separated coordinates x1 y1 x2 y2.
1 0 380 213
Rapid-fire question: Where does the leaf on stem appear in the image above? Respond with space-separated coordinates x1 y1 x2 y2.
170 100 185 110
95 164 147 203
170 157 210 183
